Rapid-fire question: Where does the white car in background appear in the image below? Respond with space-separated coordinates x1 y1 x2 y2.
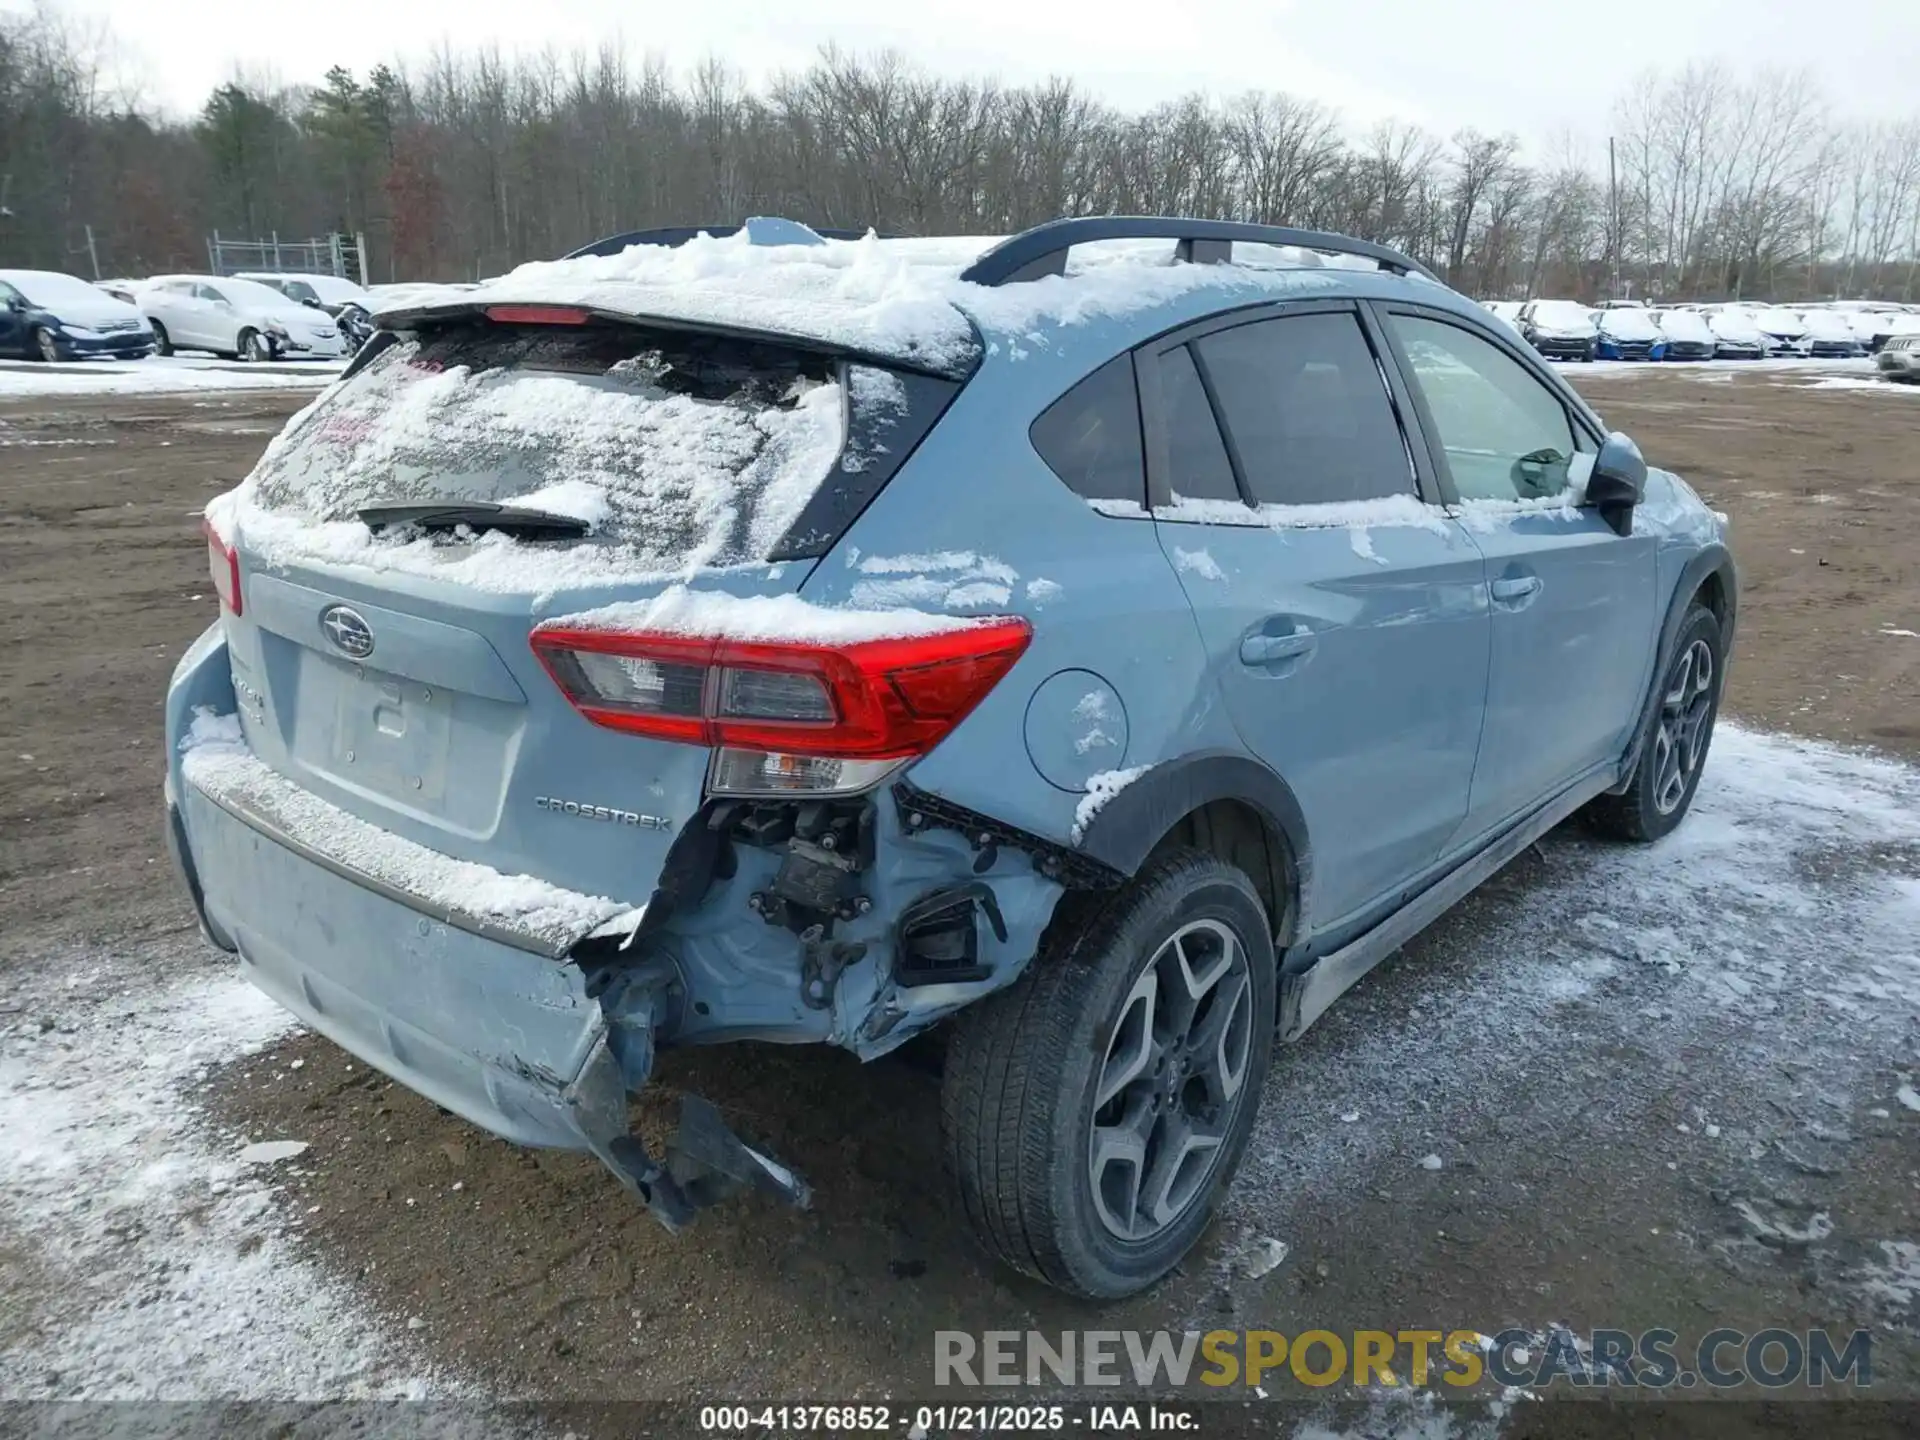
1478 300 1526 339
135 275 346 361
1842 309 1914 353
1652 307 1717 361
1796 309 1864 358
1706 308 1770 359
237 272 377 349
1747 307 1811 357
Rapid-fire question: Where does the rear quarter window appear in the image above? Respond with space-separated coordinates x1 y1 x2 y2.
1029 355 1146 505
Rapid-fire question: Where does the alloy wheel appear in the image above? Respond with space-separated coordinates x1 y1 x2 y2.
1651 638 1715 815
35 329 60 363
1087 918 1255 1241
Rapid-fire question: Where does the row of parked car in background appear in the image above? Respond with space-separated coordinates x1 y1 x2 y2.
1483 296 1920 369
6 257 1918 380
0 267 406 363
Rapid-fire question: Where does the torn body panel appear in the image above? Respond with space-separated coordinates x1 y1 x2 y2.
168 626 1057 1233
595 783 1067 1063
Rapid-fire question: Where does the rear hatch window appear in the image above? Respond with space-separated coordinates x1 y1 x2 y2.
251 322 855 572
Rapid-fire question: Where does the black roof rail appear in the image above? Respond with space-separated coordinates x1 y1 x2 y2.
956 216 1440 287
563 222 880 260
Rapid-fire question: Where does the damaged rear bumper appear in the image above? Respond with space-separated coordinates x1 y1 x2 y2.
171 743 809 1227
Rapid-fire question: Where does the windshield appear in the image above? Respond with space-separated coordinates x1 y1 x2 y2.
1752 309 1804 332
1800 312 1850 338
1 270 120 308
249 322 854 570
1529 301 1592 330
1600 309 1659 340
218 276 309 311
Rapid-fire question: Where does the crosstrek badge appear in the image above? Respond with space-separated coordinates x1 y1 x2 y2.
533 796 674 830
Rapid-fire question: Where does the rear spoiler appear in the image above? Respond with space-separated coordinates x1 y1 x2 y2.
359 298 979 381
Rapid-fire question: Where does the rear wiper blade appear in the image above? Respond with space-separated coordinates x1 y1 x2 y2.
357 501 591 539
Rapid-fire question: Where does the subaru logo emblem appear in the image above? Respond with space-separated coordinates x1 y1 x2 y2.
320 604 375 659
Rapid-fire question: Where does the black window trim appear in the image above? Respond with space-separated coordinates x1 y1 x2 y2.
1368 299 1608 514
1137 297 1441 516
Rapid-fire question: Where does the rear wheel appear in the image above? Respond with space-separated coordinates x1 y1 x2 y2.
149 320 172 357
1586 603 1722 842
942 849 1276 1298
32 326 62 363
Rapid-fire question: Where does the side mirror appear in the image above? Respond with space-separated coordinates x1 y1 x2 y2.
301 296 322 308
1587 432 1647 537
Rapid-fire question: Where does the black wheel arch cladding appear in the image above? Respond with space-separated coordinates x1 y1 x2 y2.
1611 543 1736 795
1073 749 1309 941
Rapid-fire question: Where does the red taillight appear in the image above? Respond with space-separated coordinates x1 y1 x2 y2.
203 518 241 616
484 304 591 326
529 618 1033 760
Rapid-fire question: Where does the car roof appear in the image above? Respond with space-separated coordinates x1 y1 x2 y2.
376 219 1473 380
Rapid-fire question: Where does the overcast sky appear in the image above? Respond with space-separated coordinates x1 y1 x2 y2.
10 0 1913 151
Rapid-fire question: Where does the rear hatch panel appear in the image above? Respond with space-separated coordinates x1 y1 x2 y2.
216 314 956 907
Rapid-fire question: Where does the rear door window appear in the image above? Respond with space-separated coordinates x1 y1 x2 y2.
1191 313 1414 506
1029 355 1145 505
1152 344 1239 503
250 322 857 570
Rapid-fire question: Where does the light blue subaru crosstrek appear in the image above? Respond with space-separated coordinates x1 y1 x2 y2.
165 216 1736 1299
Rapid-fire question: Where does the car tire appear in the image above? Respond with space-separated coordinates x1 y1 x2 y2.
236 328 269 363
32 327 62 363
149 321 172 357
942 848 1276 1299
1586 602 1723 844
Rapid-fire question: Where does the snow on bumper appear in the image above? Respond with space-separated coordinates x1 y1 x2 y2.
174 728 639 1152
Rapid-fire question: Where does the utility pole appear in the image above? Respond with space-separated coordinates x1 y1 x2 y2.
1608 136 1621 304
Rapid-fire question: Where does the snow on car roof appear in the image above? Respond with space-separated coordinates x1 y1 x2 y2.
373 227 1361 377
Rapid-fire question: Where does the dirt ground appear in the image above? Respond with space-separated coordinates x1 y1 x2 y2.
1 369 1917 1432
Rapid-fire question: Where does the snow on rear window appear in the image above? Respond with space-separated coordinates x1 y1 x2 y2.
247 325 846 574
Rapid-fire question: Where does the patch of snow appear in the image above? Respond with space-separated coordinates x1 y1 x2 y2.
0 962 454 1398
850 551 1019 613
1173 546 1226 581
1074 727 1118 756
238 1140 309 1164
493 477 612 530
1855 1242 1920 1323
1024 578 1063 604
1072 692 1112 723
1896 1085 1920 1112
0 356 340 398
1417 1153 1445 1171
180 727 632 949
1087 497 1150 519
1881 628 1918 639
1156 492 1451 536
1228 722 1920 1294
856 550 1017 583
1349 526 1383 564
1237 1235 1291 1279
1071 765 1151 843
552 584 981 645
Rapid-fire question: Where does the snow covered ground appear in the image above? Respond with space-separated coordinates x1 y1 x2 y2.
0 354 343 398
3 721 1915 1431
0 951 461 1403
1554 355 1879 378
